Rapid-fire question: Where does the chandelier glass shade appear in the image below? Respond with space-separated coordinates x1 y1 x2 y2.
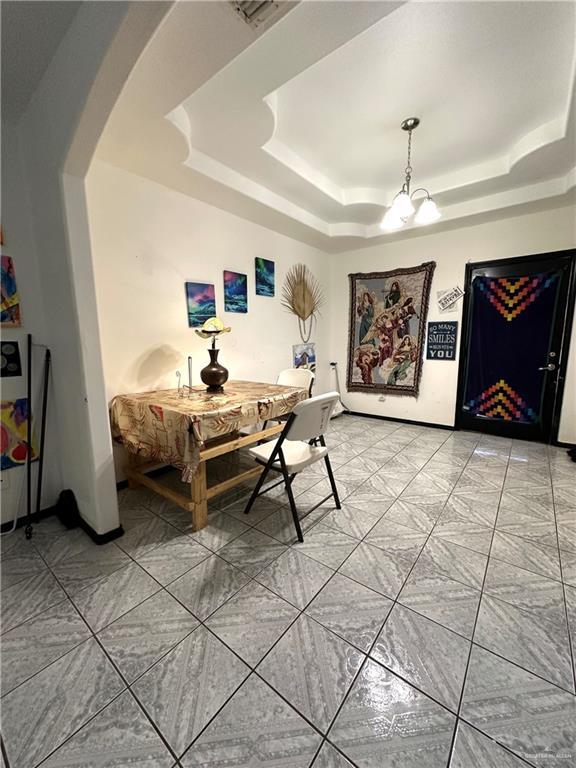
380 117 441 232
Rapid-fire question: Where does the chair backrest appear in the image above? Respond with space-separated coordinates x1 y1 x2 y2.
277 367 315 396
286 391 340 441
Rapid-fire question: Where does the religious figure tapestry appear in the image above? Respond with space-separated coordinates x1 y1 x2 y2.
347 262 436 396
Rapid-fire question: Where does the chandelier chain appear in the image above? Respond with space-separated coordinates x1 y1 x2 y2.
404 129 413 191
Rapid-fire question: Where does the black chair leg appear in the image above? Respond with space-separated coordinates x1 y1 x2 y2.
244 463 272 515
279 453 303 542
324 454 341 509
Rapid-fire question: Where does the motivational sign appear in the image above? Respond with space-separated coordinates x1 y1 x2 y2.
427 321 458 360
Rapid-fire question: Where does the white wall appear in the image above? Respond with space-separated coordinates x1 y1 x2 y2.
329 205 576 443
1 3 168 533
1 124 63 524
86 160 330 479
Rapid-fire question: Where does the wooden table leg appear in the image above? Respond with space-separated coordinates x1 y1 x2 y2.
127 452 142 489
191 460 208 531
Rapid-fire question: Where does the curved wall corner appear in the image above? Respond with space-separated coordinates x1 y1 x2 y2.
5 2 171 534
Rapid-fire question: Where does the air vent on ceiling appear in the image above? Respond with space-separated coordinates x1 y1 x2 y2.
230 1 281 29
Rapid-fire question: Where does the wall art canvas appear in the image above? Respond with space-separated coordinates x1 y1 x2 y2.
1 398 37 470
186 282 216 328
293 342 316 373
255 258 275 297
1 341 22 377
347 261 436 396
1 255 22 327
224 270 248 313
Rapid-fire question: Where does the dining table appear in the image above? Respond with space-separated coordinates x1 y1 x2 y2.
109 379 308 531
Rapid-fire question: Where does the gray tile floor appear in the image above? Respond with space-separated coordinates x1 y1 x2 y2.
1 415 576 767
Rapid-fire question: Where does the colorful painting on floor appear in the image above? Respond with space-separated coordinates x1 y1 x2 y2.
1 398 37 470
185 282 216 328
347 262 436 396
223 270 248 313
1 255 22 327
293 342 316 373
255 258 275 297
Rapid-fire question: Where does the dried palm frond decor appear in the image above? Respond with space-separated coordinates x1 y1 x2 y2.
281 264 324 343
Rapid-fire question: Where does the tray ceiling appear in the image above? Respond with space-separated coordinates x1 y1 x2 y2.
97 1 576 252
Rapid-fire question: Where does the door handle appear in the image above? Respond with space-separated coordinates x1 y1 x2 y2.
538 363 556 371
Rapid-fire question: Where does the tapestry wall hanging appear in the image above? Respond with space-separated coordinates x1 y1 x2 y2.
347 261 436 396
1 255 22 327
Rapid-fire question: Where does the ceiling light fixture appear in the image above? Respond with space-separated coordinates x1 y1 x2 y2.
380 117 441 232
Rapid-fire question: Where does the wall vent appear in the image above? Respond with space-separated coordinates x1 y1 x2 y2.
230 1 282 29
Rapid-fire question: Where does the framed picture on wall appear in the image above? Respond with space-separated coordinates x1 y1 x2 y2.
185 282 216 327
255 258 275 297
223 270 248 313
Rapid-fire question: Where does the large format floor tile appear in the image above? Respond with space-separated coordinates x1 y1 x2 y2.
258 615 364 732
41 691 174 767
217 527 287 577
133 626 249 756
449 721 528 767
292 523 358 569
181 674 321 767
255 549 333 609
399 563 481 638
136 536 211 586
1 599 91 696
167 554 251 620
97 590 199 682
71 562 161 632
306 572 393 652
330 659 456 768
474 594 574 692
206 580 299 666
371 604 470 711
385 494 448 534
1 638 124 768
461 646 576 767
2 415 573 768
1 570 67 634
339 542 415 600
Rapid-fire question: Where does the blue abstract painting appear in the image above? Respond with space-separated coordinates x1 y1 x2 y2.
223 270 248 313
185 282 216 327
255 257 275 297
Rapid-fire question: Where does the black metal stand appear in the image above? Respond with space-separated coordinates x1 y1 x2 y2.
25 334 33 539
35 350 51 520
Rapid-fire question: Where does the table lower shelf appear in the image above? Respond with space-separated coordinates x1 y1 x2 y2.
124 422 284 531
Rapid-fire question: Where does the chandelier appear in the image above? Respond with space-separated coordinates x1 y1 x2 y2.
380 117 441 231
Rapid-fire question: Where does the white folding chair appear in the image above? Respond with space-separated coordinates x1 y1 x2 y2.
262 368 315 431
277 367 315 396
243 392 341 541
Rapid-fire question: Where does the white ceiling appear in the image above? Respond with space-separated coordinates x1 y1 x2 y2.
97 1 576 251
1 1 82 122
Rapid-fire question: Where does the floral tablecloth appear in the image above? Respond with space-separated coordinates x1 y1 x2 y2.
109 380 308 481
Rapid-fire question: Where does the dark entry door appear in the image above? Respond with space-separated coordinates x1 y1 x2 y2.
457 250 575 442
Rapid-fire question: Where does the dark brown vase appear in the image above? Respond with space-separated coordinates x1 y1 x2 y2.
200 348 228 393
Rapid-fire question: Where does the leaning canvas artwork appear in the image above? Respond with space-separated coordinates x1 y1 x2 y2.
185 282 216 328
347 262 436 396
293 342 316 373
223 270 248 313
1 255 22 327
1 398 37 470
255 258 275 297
